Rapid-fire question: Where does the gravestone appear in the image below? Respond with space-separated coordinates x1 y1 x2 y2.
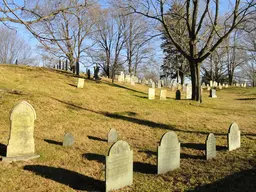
148 88 155 100
108 128 118 143
77 78 84 88
125 75 131 83
118 71 125 82
186 85 192 99
157 131 180 174
3 101 40 162
63 133 74 147
158 80 161 88
152 82 156 89
205 133 216 160
175 90 181 100
228 122 241 151
160 90 167 100
106 140 133 192
209 88 217 98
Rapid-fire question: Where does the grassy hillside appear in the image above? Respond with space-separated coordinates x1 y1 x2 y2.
0 64 255 192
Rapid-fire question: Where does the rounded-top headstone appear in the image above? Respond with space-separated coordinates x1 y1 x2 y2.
10 101 36 121
108 140 130 155
6 101 38 159
63 133 74 147
176 90 181 100
108 128 118 143
228 122 241 151
160 131 179 146
158 131 180 174
228 122 239 133
205 133 216 160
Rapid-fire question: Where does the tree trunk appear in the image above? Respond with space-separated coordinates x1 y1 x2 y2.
190 61 201 102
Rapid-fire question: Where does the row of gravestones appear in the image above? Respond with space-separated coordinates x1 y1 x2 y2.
1 101 241 192
105 122 240 191
148 88 217 100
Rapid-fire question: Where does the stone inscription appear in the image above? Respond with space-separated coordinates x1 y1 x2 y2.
106 140 133 192
205 133 216 160
7 101 36 157
157 131 180 174
228 122 241 151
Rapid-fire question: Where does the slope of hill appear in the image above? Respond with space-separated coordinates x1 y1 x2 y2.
0 64 255 192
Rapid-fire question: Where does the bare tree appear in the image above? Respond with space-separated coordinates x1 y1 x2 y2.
123 0 255 101
90 6 127 81
31 0 95 73
0 26 35 65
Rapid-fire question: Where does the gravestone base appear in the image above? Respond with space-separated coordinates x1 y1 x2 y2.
2 154 40 163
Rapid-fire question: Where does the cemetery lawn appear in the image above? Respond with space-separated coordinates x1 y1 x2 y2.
0 64 255 192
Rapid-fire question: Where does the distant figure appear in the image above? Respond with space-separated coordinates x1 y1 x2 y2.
87 69 91 79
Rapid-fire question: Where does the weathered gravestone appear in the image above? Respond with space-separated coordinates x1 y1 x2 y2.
3 101 40 162
205 133 216 160
77 78 84 88
160 89 167 100
186 85 192 99
209 88 217 98
157 131 180 174
228 122 241 151
106 140 133 192
63 133 74 147
175 90 181 100
108 128 118 143
148 88 155 100
131 76 135 86
87 69 91 79
158 80 161 88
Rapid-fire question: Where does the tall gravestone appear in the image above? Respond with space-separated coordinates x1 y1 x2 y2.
175 90 181 100
160 90 167 100
205 133 216 160
186 86 192 99
3 101 40 162
228 122 241 151
157 131 180 174
209 88 217 98
63 133 74 147
108 128 118 143
158 80 161 88
148 88 155 100
87 69 91 79
106 140 133 192
77 78 84 88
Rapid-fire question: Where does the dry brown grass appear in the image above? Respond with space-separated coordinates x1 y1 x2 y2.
0 64 255 192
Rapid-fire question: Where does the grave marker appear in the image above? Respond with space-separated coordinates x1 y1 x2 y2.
209 88 217 98
228 122 241 151
205 133 216 160
77 78 84 88
106 140 133 192
3 101 40 162
157 131 180 174
160 89 167 100
148 88 155 100
108 128 118 143
63 133 74 147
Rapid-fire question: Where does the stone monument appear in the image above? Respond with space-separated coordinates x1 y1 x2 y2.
106 140 133 192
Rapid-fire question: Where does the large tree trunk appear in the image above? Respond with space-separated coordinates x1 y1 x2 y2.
190 61 201 102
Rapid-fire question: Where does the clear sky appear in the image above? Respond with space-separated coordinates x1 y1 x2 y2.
2 0 233 72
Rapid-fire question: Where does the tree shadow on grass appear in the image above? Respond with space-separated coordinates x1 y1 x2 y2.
187 168 256 192
181 143 227 151
235 98 256 101
51 97 249 136
181 153 204 160
103 82 148 95
24 165 104 191
133 162 157 174
0 143 7 156
138 149 157 156
82 153 105 163
68 83 77 87
134 95 148 99
87 136 107 142
44 139 62 146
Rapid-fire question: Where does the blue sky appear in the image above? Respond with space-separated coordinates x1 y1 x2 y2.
2 0 234 71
